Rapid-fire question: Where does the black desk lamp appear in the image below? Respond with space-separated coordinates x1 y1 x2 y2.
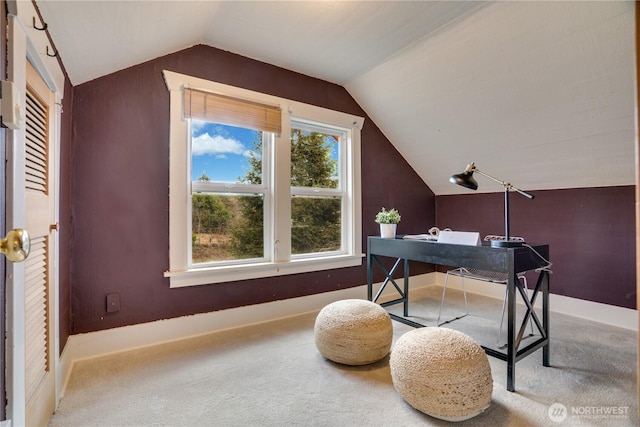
450 163 534 248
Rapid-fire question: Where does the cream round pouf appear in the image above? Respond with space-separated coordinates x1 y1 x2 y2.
390 327 492 422
314 299 392 366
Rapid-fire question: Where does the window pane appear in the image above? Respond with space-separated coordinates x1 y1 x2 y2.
291 196 341 255
290 126 339 189
192 193 264 264
191 120 263 185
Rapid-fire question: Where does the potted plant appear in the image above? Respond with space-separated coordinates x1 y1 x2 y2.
375 207 401 238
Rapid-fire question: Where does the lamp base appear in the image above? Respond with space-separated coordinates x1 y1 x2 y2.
491 240 524 248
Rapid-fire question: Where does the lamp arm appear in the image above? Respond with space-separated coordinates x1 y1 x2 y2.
474 168 534 200
511 186 535 200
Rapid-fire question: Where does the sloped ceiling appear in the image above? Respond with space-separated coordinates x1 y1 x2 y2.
35 0 635 195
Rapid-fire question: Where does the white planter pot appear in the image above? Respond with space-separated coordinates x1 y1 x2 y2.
380 223 397 239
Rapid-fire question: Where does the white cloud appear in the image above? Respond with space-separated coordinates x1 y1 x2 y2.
191 120 207 134
192 133 246 157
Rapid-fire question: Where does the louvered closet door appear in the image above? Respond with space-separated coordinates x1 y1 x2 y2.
24 60 56 427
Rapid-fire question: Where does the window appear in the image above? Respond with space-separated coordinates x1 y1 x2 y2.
290 121 344 256
164 71 364 287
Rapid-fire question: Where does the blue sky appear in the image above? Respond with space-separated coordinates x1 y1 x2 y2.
191 120 341 184
191 120 259 183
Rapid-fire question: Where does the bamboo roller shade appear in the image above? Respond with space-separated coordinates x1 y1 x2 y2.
183 88 282 134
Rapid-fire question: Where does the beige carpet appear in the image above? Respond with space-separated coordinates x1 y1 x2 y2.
49 287 637 427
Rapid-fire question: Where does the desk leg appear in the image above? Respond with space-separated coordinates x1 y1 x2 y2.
367 251 373 301
403 259 409 316
507 271 516 392
543 271 550 367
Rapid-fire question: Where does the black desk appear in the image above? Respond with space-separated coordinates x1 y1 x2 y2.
366 236 550 392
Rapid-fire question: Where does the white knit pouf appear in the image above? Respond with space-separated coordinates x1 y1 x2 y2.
314 299 393 366
390 327 493 422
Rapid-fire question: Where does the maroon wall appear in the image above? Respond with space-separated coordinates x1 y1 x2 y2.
69 45 435 335
66 43 634 339
436 186 636 309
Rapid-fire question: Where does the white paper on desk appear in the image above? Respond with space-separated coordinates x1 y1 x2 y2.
437 230 481 246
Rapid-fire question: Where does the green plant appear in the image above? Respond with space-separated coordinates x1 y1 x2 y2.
375 207 401 224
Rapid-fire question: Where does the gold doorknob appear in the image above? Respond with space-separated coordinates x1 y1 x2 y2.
1 229 30 262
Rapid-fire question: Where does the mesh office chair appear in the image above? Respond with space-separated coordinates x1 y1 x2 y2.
436 235 534 346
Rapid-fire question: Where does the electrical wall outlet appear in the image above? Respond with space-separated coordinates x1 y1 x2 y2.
106 293 120 313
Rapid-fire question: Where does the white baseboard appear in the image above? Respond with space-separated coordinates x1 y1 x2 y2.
57 271 636 399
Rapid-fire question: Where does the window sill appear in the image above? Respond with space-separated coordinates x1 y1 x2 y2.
165 254 365 288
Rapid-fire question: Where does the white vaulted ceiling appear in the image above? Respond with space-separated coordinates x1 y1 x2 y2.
35 0 635 195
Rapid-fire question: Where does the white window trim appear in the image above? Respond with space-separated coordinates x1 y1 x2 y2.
163 70 364 288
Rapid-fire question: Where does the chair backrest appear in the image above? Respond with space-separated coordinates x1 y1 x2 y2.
462 267 527 283
448 235 530 280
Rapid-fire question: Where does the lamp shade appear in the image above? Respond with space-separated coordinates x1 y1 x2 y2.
450 171 478 190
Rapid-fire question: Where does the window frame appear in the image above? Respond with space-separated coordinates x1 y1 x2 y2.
290 119 347 258
163 70 364 288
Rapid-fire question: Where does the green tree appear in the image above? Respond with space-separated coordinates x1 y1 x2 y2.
197 171 211 182
291 196 341 253
290 129 340 253
192 194 232 235
290 130 337 188
229 133 264 258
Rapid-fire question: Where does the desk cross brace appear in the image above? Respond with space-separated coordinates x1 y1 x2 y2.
497 271 545 354
370 257 410 316
506 272 550 365
514 272 548 348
